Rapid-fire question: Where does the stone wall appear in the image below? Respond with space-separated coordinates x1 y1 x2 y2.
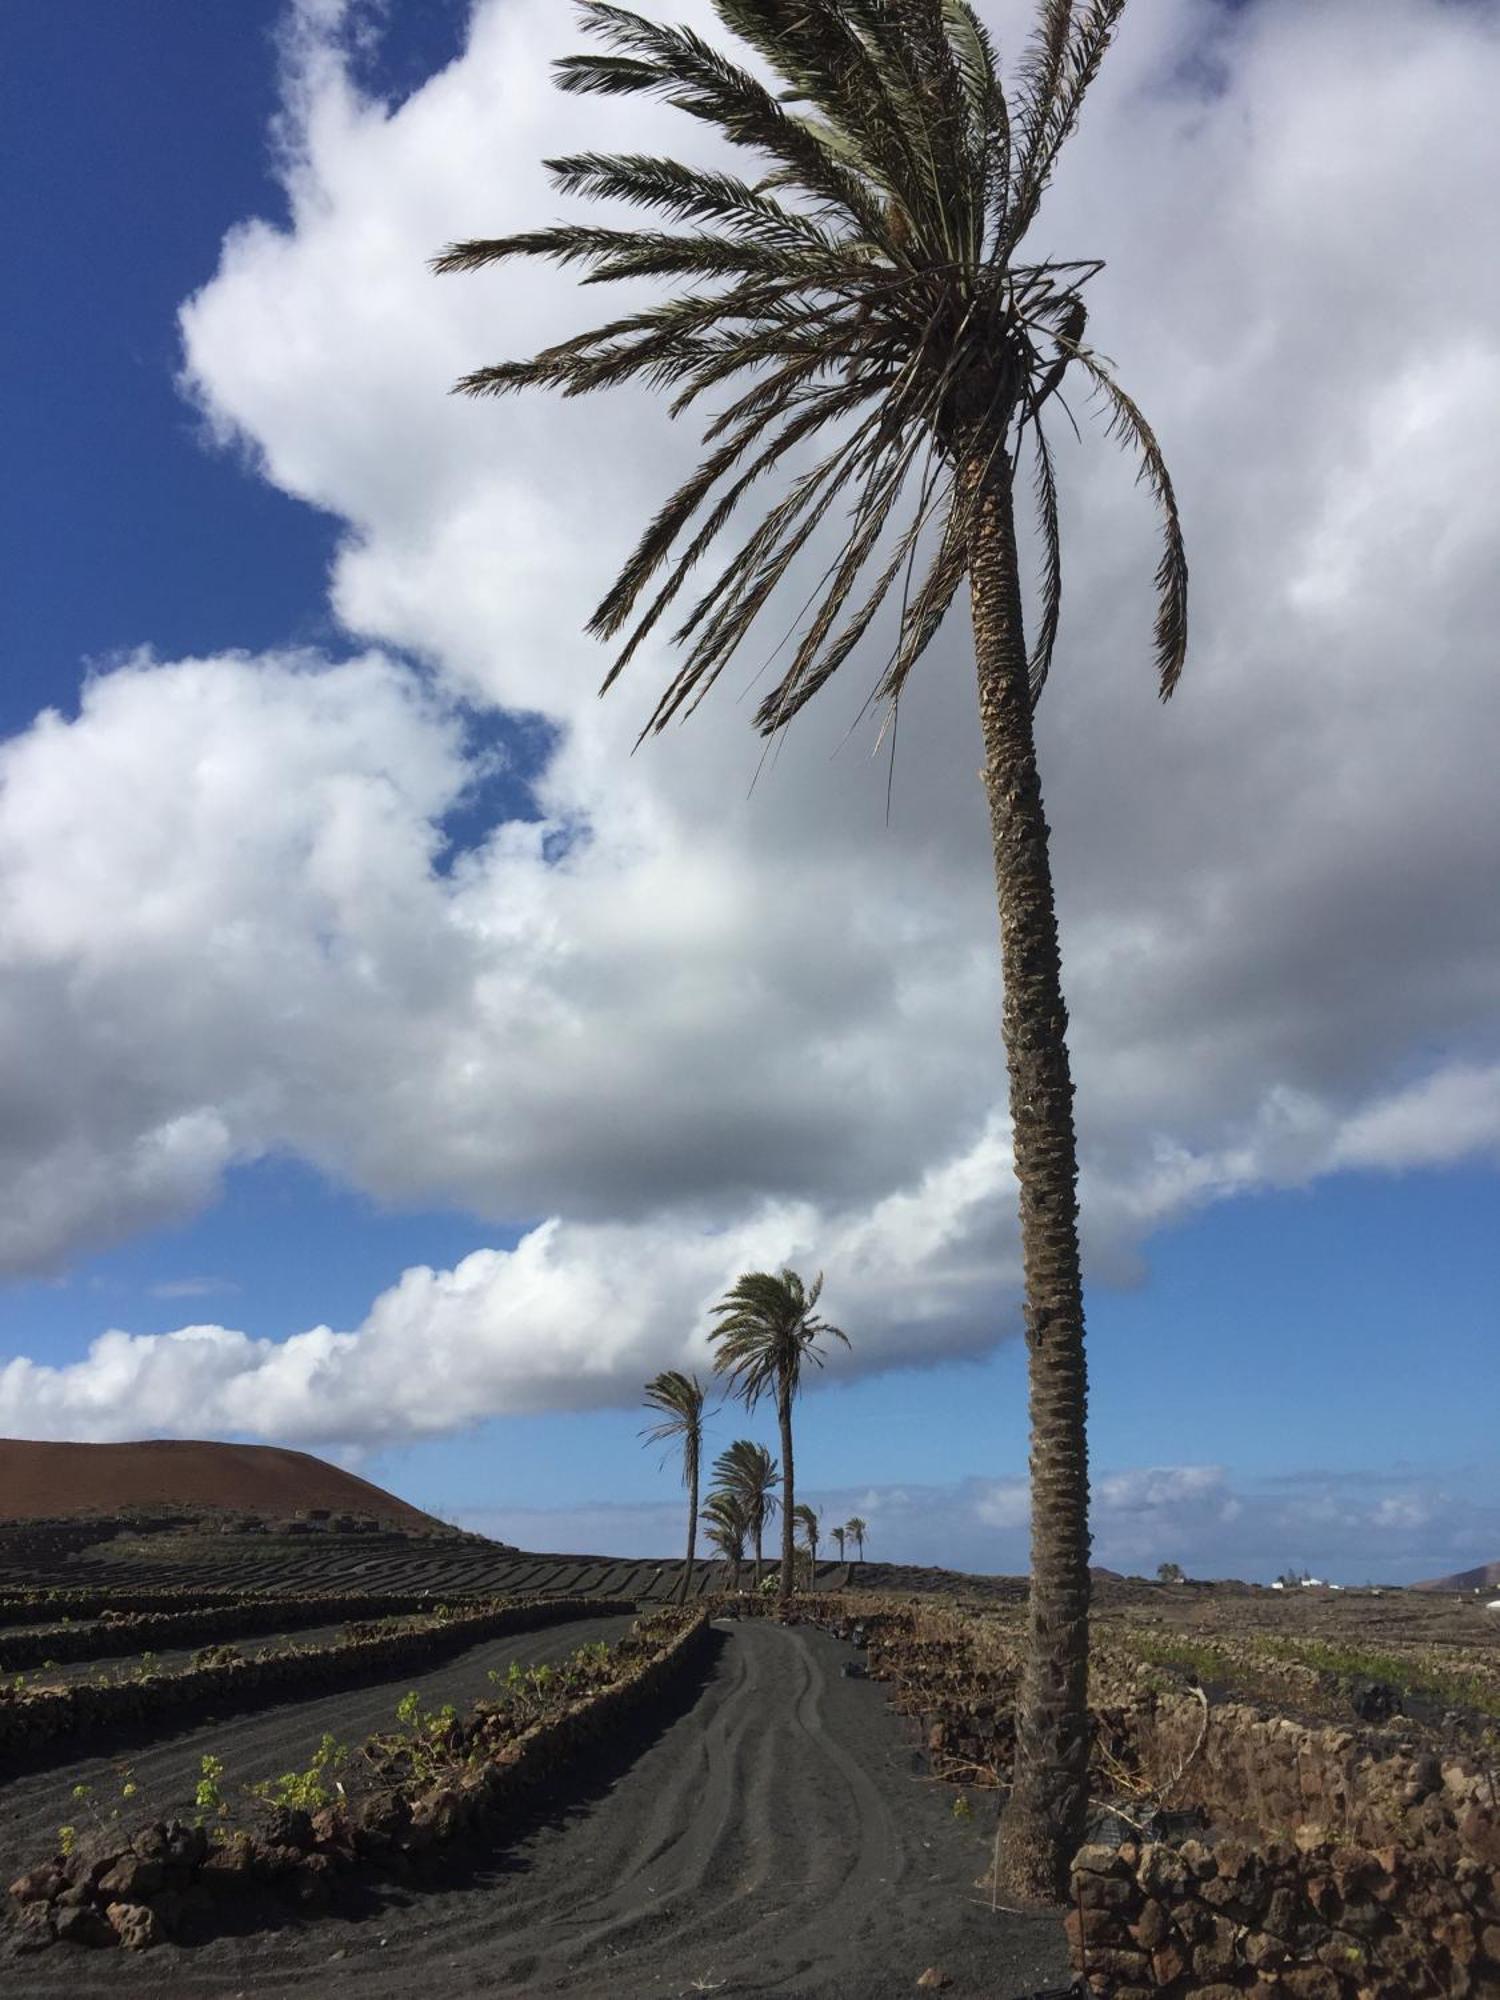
0 1593 494 1671
1070 1830 1500 1999
1068 1694 1500 1997
0 1596 631 1770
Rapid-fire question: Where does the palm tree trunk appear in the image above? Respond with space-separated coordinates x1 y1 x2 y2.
678 1447 698 1606
968 457 1091 1906
752 1521 763 1591
778 1384 795 1601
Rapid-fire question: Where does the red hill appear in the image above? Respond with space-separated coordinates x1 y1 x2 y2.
0 1437 441 1531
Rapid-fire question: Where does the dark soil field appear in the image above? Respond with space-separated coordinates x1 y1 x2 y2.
2 1618 1071 2000
0 1611 635 1904
5 1513 1496 1997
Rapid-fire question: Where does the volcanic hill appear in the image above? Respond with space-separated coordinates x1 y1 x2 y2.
1413 1558 1500 1592
0 1437 441 1530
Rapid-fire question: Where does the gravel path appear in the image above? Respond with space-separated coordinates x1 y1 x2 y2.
3 1619 1070 1999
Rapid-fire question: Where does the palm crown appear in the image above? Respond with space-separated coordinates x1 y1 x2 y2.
642 1368 708 1603
640 1368 707 1479
708 1268 847 1405
435 0 1185 740
712 1437 780 1583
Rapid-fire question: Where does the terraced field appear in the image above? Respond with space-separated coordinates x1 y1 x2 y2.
5 1524 1497 1996
2 1618 1072 2000
0 1609 637 1897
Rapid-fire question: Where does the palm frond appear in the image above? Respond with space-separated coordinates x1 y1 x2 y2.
1026 417 1062 705
442 0 1188 737
557 5 895 243
1008 0 1125 247
1070 347 1189 697
545 150 840 254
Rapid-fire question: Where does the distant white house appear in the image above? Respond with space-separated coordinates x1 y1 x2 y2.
1486 1599 1500 1615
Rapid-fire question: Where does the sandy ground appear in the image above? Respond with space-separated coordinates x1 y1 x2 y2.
2 1620 1072 2000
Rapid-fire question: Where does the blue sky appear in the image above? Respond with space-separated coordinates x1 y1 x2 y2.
1 0 1496 1585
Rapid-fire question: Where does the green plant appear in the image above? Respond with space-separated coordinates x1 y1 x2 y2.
249 1732 348 1815
952 1793 974 1821
57 1824 76 1857
195 1754 227 1819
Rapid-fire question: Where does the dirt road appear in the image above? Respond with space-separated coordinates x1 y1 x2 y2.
3 1619 1071 1998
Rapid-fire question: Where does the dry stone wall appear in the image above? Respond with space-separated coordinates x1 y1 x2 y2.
0 1596 631 1771
0 1592 492 1670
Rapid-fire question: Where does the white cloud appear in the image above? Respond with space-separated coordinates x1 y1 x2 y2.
1 0 1498 1443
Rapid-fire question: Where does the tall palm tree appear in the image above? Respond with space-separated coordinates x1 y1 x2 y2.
438 0 1186 1903
832 1524 847 1564
700 1487 751 1592
793 1502 821 1589
641 1369 708 1605
712 1438 780 1587
846 1517 868 1565
704 1268 848 1604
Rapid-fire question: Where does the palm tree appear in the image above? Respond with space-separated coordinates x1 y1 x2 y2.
704 1270 848 1603
712 1438 780 1587
641 1369 708 1605
846 1517 868 1565
832 1524 846 1564
700 1487 751 1593
437 0 1186 1903
793 1502 821 1589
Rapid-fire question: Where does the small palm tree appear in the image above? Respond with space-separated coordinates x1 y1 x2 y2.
641 1370 707 1605
846 1517 868 1565
793 1503 821 1589
832 1524 847 1564
701 1487 751 1593
707 1269 848 1602
712 1439 780 1588
438 0 1187 1903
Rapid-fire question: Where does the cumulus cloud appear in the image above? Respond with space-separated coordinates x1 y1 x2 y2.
1 0 1498 1443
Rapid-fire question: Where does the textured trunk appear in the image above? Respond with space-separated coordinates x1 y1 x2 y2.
752 1518 764 1590
968 459 1091 1905
678 1446 698 1606
778 1384 795 1601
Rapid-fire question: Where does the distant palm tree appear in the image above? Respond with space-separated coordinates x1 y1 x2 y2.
846 1517 868 1565
712 1439 780 1588
832 1524 847 1564
438 0 1187 1903
700 1487 751 1593
793 1503 821 1589
641 1370 707 1605
707 1269 848 1602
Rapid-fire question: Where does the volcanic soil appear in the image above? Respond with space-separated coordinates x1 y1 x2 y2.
2 1619 1071 2000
